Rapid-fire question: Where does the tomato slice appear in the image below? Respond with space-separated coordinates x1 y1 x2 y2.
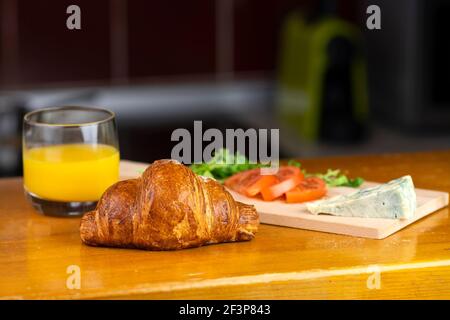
224 169 277 197
224 168 260 194
245 175 278 197
260 166 304 201
274 166 302 180
285 177 327 203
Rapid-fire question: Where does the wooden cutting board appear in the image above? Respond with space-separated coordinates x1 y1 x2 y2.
120 160 449 240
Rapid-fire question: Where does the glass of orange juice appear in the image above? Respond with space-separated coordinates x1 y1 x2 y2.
23 106 120 217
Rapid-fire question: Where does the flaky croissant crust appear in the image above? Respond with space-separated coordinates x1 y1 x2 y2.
80 160 259 250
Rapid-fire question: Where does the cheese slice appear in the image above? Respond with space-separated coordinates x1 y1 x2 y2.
306 176 417 220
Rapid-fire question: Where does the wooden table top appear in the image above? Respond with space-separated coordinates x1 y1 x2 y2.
1 150 449 299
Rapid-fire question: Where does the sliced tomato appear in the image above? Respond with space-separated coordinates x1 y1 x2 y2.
285 177 327 203
224 168 260 194
244 175 278 197
260 166 304 201
273 166 303 180
224 168 277 197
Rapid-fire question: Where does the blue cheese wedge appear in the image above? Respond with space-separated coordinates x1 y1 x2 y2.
306 176 416 220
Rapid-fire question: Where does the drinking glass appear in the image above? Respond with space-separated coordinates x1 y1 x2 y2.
23 106 120 217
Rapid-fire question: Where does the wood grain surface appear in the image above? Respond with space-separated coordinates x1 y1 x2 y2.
1 150 450 299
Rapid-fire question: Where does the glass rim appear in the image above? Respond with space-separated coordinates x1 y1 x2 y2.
23 106 116 128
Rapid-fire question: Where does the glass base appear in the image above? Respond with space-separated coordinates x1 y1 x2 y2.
25 191 97 217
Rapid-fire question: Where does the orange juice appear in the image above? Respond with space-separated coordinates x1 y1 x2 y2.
23 144 119 202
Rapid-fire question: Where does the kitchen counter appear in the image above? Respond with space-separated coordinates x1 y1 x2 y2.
1 151 449 299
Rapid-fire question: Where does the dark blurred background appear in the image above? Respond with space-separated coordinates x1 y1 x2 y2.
1 0 449 177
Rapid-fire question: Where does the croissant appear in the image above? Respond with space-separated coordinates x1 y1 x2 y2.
80 160 259 250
